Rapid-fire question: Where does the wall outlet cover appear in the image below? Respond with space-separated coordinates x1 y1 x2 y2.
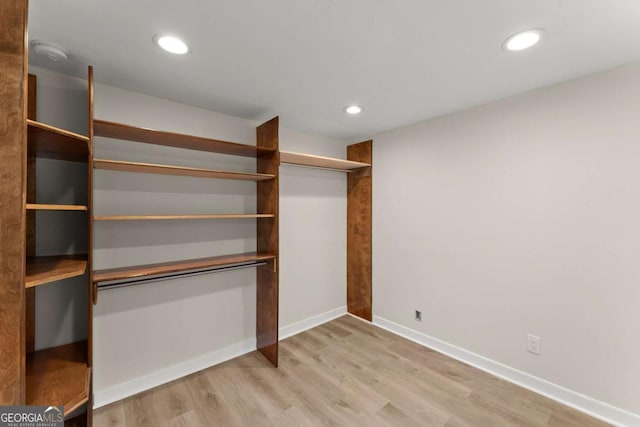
526 334 541 355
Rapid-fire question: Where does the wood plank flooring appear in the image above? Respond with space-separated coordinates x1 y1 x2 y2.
94 315 610 426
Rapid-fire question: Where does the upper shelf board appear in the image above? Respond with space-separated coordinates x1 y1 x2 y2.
279 150 371 171
94 119 275 158
27 119 89 162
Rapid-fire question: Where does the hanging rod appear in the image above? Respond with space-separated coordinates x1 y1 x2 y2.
97 261 267 291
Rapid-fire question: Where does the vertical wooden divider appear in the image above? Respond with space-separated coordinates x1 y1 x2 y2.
347 140 373 321
26 74 37 355
86 65 95 426
256 117 279 367
0 0 28 405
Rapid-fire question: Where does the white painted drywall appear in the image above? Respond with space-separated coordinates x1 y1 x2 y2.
373 62 640 415
29 67 349 399
89 82 348 394
279 127 347 328
29 66 89 350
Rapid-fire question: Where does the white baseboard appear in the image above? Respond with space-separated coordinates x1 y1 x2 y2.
373 316 640 427
94 337 257 409
94 306 347 409
279 306 347 340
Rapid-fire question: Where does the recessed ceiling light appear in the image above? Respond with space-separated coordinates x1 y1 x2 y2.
502 29 545 51
154 35 189 55
344 105 363 115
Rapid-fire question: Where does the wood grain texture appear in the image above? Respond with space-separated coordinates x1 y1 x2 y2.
256 117 279 367
26 341 90 416
347 141 373 321
26 203 88 211
87 65 95 427
94 214 275 221
25 255 88 288
26 74 37 354
0 0 27 405
27 74 36 120
94 159 275 181
93 253 276 284
27 119 89 162
94 316 610 427
25 288 35 354
93 119 275 158
280 150 370 171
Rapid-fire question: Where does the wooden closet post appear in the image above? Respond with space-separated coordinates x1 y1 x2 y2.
256 117 280 367
86 65 95 427
347 140 373 321
0 0 28 405
26 75 37 355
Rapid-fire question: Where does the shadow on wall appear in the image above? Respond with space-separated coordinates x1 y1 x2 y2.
36 274 88 350
93 267 257 315
93 170 257 195
280 165 346 197
93 220 256 249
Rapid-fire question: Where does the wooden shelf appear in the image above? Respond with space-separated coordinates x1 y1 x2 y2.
94 252 276 284
280 150 371 171
26 203 88 211
27 119 89 162
94 214 275 221
26 341 90 416
94 119 275 158
26 255 88 288
94 159 275 181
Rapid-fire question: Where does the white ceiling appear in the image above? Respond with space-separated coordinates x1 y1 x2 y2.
28 0 640 140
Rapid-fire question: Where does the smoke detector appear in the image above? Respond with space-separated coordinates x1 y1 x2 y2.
31 40 68 63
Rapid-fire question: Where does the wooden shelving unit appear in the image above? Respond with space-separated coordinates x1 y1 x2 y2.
13 67 95 423
92 114 282 371
280 150 370 172
94 119 275 157
347 141 373 321
94 214 274 221
26 203 88 211
280 143 373 322
26 255 88 288
94 159 275 181
27 119 90 162
94 252 276 284
26 341 91 416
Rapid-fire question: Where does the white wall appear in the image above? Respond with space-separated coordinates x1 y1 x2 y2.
279 127 347 329
90 82 348 400
373 62 640 417
30 67 89 350
29 67 349 404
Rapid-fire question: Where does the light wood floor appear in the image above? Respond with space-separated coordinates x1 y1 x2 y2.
94 315 609 426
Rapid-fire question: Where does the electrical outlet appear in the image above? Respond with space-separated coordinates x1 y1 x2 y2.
415 310 422 321
526 334 541 355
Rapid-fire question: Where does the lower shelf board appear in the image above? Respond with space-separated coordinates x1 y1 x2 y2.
93 252 276 284
94 214 274 221
26 341 90 417
25 255 88 288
